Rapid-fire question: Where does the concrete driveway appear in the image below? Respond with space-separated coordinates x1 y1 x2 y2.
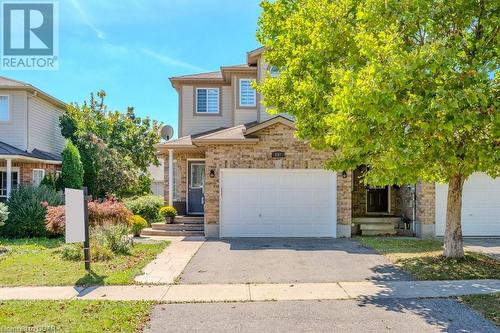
145 299 499 333
179 238 410 284
464 238 500 260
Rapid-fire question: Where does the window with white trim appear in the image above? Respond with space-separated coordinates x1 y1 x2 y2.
0 170 19 198
32 169 45 186
0 96 9 121
239 79 256 107
196 88 219 113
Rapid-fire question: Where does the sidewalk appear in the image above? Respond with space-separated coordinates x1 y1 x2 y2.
1 280 498 302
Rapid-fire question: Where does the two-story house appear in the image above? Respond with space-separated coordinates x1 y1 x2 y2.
0 76 65 202
155 47 500 239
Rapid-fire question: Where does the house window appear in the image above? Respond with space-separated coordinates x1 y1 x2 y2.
32 169 45 186
239 79 256 107
269 65 280 77
196 88 219 113
0 96 9 121
0 170 19 198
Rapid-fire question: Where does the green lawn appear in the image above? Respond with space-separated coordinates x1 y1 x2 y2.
358 237 500 280
0 300 154 333
460 294 500 326
0 238 169 286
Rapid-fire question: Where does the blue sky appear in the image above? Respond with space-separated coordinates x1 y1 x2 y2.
1 0 262 137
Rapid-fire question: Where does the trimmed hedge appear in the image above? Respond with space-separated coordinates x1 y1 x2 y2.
123 195 164 223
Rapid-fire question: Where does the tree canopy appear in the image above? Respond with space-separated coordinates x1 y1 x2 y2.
257 0 499 186
60 91 161 197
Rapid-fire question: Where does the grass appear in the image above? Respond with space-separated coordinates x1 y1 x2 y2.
358 237 500 280
460 294 500 326
0 300 154 333
0 238 169 286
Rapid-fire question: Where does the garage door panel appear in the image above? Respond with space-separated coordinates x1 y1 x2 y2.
220 169 337 238
436 173 500 237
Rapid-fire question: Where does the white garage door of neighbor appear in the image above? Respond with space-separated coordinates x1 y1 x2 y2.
436 173 500 237
220 169 337 238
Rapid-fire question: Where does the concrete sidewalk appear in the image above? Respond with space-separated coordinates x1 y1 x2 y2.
0 280 498 302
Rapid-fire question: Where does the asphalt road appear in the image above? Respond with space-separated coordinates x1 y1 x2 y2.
145 298 499 333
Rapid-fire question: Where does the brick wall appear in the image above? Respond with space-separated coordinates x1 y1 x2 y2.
203 123 352 227
416 182 435 224
0 160 59 184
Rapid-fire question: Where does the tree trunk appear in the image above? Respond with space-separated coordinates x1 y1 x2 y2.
443 174 465 258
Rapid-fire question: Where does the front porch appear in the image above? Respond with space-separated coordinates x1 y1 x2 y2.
351 167 432 237
0 141 62 201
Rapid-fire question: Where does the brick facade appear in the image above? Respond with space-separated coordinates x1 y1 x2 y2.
352 167 397 216
0 160 59 184
416 182 436 224
202 123 352 233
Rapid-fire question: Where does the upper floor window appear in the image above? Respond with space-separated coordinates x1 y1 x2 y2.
239 79 256 107
196 88 219 114
0 96 9 121
269 65 280 77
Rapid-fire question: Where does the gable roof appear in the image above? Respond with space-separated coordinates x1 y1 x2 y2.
0 76 66 109
245 115 295 135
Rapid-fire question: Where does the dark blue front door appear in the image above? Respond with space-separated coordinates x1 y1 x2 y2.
187 161 205 214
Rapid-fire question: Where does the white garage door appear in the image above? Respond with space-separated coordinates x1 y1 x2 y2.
436 173 500 237
220 169 337 238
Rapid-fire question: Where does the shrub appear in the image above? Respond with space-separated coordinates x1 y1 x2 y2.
2 185 63 238
0 202 8 227
60 240 113 262
129 215 148 237
88 198 133 226
123 195 163 223
61 140 84 189
159 206 177 218
93 224 132 255
45 198 132 236
45 205 65 236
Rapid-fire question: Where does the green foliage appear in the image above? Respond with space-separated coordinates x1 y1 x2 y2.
93 224 132 255
59 91 161 198
128 215 148 237
61 140 84 189
257 0 499 185
159 206 177 218
0 202 8 227
40 172 60 190
124 195 164 223
2 185 63 238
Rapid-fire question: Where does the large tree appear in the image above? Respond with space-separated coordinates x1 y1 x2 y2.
257 0 499 257
60 91 161 197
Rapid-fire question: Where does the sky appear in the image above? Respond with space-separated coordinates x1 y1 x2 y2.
1 0 262 138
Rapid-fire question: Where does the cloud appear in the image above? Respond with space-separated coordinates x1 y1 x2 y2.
141 48 206 72
68 0 106 39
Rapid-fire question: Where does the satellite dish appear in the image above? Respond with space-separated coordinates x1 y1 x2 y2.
160 125 174 141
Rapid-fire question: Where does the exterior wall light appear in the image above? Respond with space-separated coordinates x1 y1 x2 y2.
342 171 348 178
209 169 216 178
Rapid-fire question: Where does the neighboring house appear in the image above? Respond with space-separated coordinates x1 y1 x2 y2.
0 76 65 202
148 158 165 197
156 47 500 239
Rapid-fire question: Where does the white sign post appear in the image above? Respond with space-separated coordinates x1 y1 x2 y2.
65 188 90 271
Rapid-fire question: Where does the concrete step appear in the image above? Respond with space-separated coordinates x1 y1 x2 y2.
174 216 204 224
151 223 204 231
361 229 397 236
141 228 205 237
352 217 401 224
361 223 395 231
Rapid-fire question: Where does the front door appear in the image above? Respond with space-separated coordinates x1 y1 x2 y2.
187 161 205 214
367 186 389 213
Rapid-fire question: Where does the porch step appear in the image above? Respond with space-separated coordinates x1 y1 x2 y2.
352 216 400 236
151 223 204 231
141 228 204 237
173 216 204 224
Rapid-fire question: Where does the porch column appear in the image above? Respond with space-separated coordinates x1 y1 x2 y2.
168 149 173 206
6 158 12 198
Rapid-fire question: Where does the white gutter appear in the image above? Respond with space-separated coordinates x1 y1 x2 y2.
0 155 62 165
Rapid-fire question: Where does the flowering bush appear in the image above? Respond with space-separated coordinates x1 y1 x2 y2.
128 215 148 237
45 198 132 236
0 202 8 227
159 206 177 218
